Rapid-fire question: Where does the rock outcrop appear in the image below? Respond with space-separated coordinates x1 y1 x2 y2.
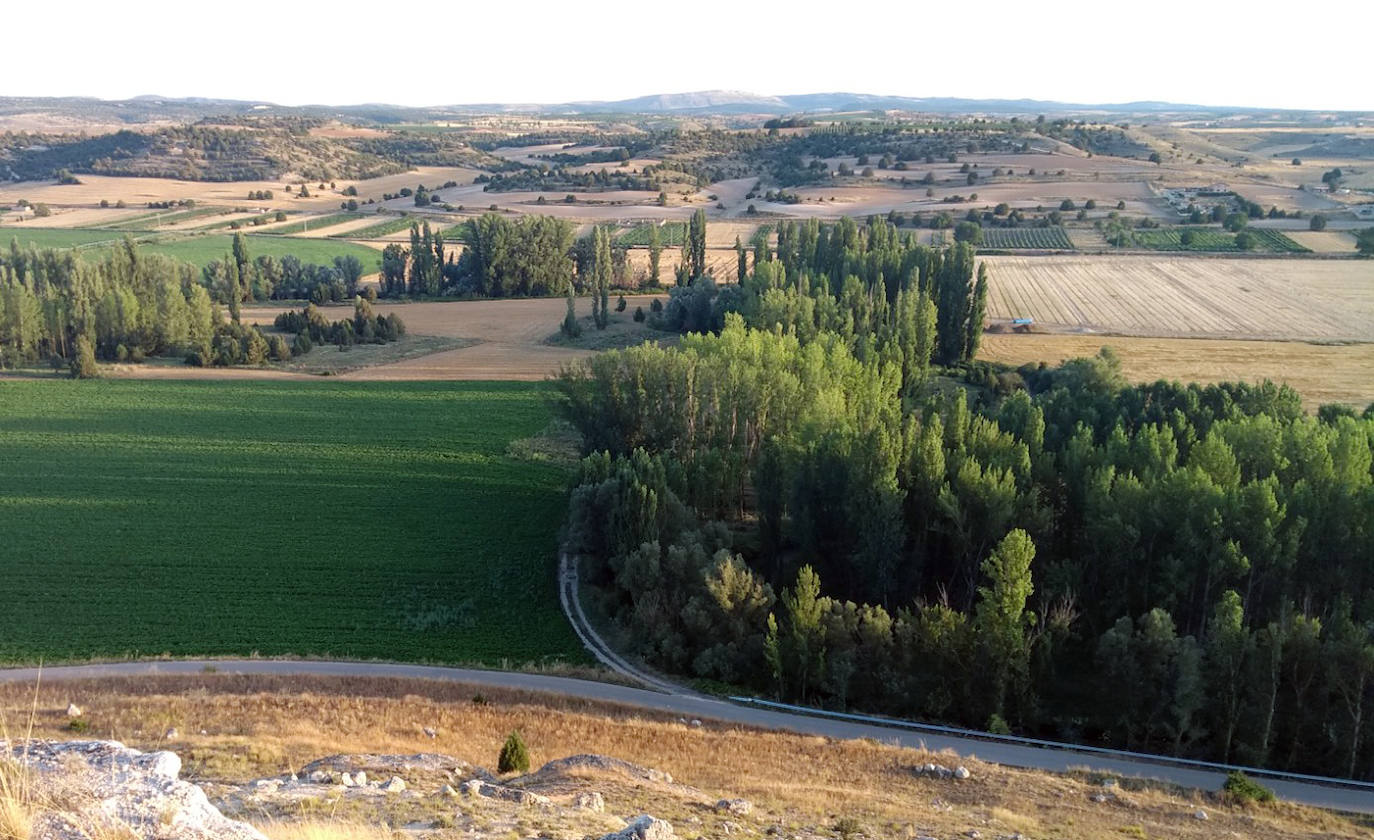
4 740 266 840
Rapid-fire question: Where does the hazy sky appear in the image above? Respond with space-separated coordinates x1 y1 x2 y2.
8 0 1370 111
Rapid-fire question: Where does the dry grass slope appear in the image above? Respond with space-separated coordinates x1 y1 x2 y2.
0 676 1366 840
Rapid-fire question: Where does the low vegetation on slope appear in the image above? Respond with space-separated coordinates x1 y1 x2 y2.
0 675 1362 840
0 380 584 665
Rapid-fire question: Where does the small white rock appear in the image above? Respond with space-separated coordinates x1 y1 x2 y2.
65 703 82 718
340 772 356 787
354 770 367 786
690 719 702 728
307 770 330 784
954 766 970 780
573 790 605 812
440 784 458 798
1194 809 1208 821
422 727 438 739
164 727 179 740
383 776 406 793
461 779 483 797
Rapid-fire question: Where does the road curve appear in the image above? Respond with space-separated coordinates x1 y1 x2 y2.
2 659 1372 814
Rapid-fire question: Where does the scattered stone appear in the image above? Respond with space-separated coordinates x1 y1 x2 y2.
1194 809 1208 821
440 784 458 798
354 770 367 786
716 798 753 817
383 776 406 793
462 779 484 798
164 727 179 740
915 762 959 780
65 703 82 718
601 815 675 840
954 766 970 780
307 770 330 784
966 832 982 839
690 719 702 728
573 791 606 812
1101 778 1118 788
253 779 282 792
422 726 438 739
1090 793 1110 803
6 740 266 840
340 772 356 787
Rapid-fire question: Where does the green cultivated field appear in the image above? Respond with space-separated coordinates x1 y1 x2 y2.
1 226 154 250
0 380 584 666
259 212 364 236
0 228 380 269
980 226 1075 250
1132 227 1310 254
615 221 686 247
331 215 420 239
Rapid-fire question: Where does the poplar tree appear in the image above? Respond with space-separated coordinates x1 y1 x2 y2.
647 223 662 287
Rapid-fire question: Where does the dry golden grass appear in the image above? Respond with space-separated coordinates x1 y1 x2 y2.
0 675 1364 840
254 818 390 840
979 333 1374 410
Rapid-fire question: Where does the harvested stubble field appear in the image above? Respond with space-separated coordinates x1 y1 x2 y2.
0 380 585 666
982 254 1374 342
980 334 1374 410
0 675 1361 840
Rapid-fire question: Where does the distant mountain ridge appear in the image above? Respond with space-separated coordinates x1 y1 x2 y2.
0 91 1360 127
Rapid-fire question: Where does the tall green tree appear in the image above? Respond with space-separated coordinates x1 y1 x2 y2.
647 223 662 286
973 529 1036 722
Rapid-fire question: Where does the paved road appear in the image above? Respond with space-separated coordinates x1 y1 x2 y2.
2 659 1372 814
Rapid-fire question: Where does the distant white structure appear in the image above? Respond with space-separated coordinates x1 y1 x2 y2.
1353 205 1374 220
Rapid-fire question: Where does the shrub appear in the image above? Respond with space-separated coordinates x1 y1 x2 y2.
1222 771 1274 803
633 306 646 323
616 295 627 312
497 731 529 774
1310 214 1328 231
986 713 1012 735
650 298 663 314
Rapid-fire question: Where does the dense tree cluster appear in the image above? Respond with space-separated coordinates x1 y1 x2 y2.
556 251 1374 778
0 237 389 372
655 217 985 373
0 239 216 368
272 297 404 350
378 214 577 299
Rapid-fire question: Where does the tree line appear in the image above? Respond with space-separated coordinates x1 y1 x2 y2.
555 241 1374 778
0 236 392 373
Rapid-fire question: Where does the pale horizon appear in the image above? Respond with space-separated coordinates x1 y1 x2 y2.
6 0 1371 112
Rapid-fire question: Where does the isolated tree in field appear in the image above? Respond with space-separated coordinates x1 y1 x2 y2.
1309 214 1328 231
688 208 707 280
953 221 982 246
647 223 662 286
561 279 581 339
498 731 530 774
591 226 611 330
1357 227 1374 256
